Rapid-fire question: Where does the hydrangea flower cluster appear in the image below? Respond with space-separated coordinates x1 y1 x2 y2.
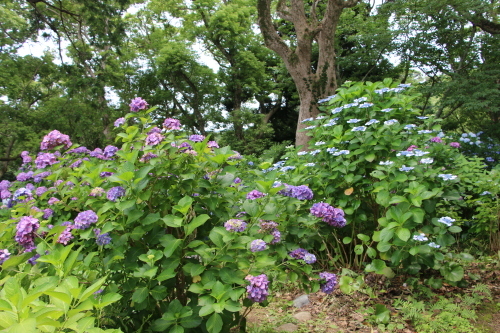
430 136 443 143
58 222 74 245
94 229 112 246
0 249 11 264
310 202 346 227
246 190 266 200
189 135 205 142
129 97 149 112
289 248 316 264
35 153 58 169
413 233 428 241
139 152 158 163
146 132 164 146
278 184 313 200
437 216 455 227
319 272 337 294
438 174 457 180
15 216 40 251
114 117 125 127
47 197 60 205
13 188 32 201
74 210 98 230
250 239 267 252
17 171 33 182
224 219 247 232
449 142 460 148
245 274 269 302
107 186 125 202
163 118 181 130
258 220 281 244
103 145 119 158
40 130 72 150
21 151 32 164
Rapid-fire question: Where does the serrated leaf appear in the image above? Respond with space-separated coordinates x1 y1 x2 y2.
131 287 149 303
206 313 223 333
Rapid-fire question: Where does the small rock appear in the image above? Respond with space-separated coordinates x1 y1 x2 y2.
292 294 309 308
277 323 298 332
293 311 312 322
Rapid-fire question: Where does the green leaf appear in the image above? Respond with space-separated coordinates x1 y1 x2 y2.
377 242 391 252
357 234 370 242
374 304 390 324
6 318 36 333
170 325 184 333
163 215 183 228
185 214 210 237
396 228 411 242
179 314 202 328
440 263 464 282
342 237 352 244
132 287 149 303
448 226 462 233
206 313 223 333
160 235 183 258
174 196 193 216
364 153 376 162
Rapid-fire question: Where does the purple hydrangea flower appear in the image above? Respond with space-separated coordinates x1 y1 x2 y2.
207 141 219 148
94 229 112 246
1 190 11 200
250 239 267 252
17 171 34 182
303 253 317 264
310 202 346 227
233 177 242 184
15 216 40 251
21 151 32 164
40 130 72 150
35 187 48 196
247 190 266 200
146 132 164 146
58 222 74 245
28 253 41 265
0 249 11 264
35 153 58 169
43 208 54 219
178 142 193 152
289 248 308 260
67 146 90 154
74 210 98 230
0 180 11 191
430 137 443 143
33 171 51 183
163 118 181 130
224 219 247 232
90 148 104 158
69 159 83 168
25 183 35 191
47 197 60 205
103 145 119 158
245 274 269 303
139 152 158 162
228 151 242 160
449 142 460 148
291 185 313 200
310 202 331 218
319 272 338 294
148 127 162 135
100 172 114 178
189 135 205 142
129 97 149 112
270 229 281 244
107 186 125 202
114 117 125 127
259 220 278 231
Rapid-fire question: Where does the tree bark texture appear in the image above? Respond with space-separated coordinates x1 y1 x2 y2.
257 0 360 148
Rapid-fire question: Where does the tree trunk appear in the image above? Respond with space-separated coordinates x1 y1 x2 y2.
256 0 360 148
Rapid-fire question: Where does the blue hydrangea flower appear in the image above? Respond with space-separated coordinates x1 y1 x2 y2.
428 242 440 248
323 120 337 126
375 88 390 94
107 186 125 202
298 151 308 156
404 124 417 130
416 116 428 119
301 117 314 123
438 174 457 180
365 119 379 126
437 216 455 227
303 253 316 264
326 147 338 154
413 233 428 241
399 165 414 172
420 158 434 164
74 210 98 230
359 102 374 108
380 108 393 112
384 119 398 125
315 141 326 146
331 107 343 114
305 125 316 130
304 163 316 167
352 126 367 132
310 149 321 155
379 161 394 165
347 119 361 124
354 97 367 103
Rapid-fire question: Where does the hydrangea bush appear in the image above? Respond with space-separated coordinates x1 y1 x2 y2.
273 79 491 287
0 101 341 332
